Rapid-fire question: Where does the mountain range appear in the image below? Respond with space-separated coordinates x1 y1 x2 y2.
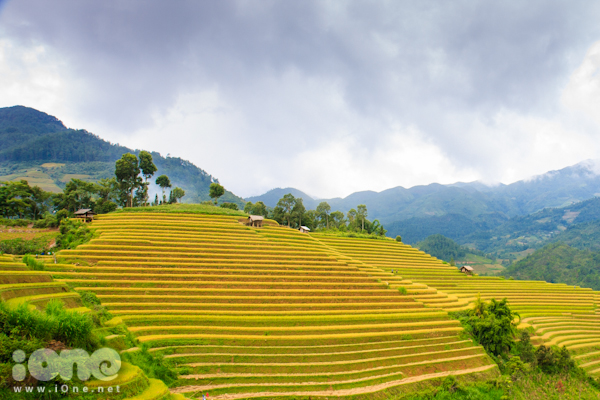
248 161 600 243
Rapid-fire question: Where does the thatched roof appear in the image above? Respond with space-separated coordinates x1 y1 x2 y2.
461 265 474 272
74 209 96 215
248 215 264 221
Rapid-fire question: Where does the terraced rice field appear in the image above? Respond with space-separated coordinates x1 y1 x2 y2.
0 254 186 400
312 234 600 377
50 213 499 399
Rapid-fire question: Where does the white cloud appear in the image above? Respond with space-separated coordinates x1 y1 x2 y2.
562 40 600 125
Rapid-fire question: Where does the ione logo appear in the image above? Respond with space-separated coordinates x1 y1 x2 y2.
12 348 121 382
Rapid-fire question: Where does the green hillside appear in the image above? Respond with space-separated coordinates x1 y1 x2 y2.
501 243 600 290
0 106 243 206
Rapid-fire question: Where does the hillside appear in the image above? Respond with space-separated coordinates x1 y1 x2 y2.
14 210 595 398
501 242 600 290
0 106 244 205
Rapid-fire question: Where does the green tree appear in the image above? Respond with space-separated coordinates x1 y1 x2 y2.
330 210 345 229
316 202 331 229
115 153 141 208
347 208 357 230
357 204 368 231
170 187 185 203
138 150 157 206
252 201 268 217
52 179 98 213
292 198 306 228
155 175 171 204
209 183 225 205
276 193 296 227
243 201 254 214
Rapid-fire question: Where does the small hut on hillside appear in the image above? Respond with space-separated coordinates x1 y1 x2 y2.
299 226 310 233
460 265 474 275
74 209 97 222
246 215 264 228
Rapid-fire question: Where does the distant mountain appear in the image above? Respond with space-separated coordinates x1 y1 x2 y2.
0 106 244 205
249 161 600 246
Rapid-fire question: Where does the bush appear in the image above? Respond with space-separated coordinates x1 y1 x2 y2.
121 344 178 386
220 202 239 210
451 297 519 358
22 255 44 271
0 301 98 351
0 239 49 255
396 235 402 242
0 218 30 227
55 219 95 249
77 291 113 325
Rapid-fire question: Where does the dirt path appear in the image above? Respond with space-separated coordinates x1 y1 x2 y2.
171 364 497 399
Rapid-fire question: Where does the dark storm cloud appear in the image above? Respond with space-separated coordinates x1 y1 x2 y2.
2 0 600 196
4 0 599 131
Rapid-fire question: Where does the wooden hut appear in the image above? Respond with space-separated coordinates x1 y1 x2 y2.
460 265 474 275
299 226 311 233
246 215 264 228
74 208 97 222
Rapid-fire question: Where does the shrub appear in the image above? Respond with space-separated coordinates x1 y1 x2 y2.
0 301 98 351
55 219 95 249
77 291 113 324
398 287 408 295
0 239 49 255
396 235 402 242
451 297 519 358
22 255 44 271
220 202 239 210
121 344 178 386
0 218 30 227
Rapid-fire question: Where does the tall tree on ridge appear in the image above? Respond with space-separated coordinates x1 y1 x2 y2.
155 175 171 204
276 193 296 227
357 204 368 231
138 150 157 206
316 202 331 229
115 153 141 208
209 183 225 205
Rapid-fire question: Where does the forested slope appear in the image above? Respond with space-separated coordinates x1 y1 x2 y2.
0 106 243 205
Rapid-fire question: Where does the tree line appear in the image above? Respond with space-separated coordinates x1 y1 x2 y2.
244 193 387 236
0 151 189 225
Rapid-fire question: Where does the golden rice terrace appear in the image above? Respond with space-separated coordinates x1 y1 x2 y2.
42 212 600 398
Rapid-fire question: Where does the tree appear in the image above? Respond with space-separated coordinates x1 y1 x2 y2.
357 204 368 231
330 211 345 229
347 208 357 230
243 201 254 214
292 198 306 228
52 179 98 213
209 183 225 205
115 153 141 208
252 201 268 217
155 175 171 203
170 187 185 203
316 202 331 229
276 193 296 227
138 150 157 206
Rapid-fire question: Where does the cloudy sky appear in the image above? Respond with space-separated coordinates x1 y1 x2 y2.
1 1 600 199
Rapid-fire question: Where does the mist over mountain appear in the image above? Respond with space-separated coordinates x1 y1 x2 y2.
249 161 600 246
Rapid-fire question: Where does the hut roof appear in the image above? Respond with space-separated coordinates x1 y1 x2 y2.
461 265 474 271
300 226 311 231
74 209 96 215
248 215 264 221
